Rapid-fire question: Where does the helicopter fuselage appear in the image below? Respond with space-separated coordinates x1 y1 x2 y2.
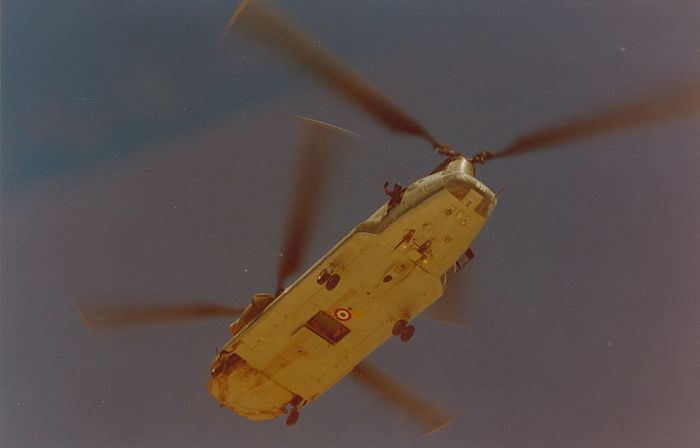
208 157 496 421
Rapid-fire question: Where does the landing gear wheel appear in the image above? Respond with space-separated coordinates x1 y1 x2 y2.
392 319 408 337
316 269 330 285
400 325 415 342
325 273 341 291
286 408 300 426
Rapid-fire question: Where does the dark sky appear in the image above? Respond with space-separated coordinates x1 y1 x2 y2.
2 1 699 447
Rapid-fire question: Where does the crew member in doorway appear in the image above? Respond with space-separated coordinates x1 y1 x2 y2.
384 181 405 210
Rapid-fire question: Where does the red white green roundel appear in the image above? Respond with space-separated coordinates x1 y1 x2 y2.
334 308 351 321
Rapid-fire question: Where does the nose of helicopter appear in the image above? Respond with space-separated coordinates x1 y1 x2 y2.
210 352 241 376
208 368 224 393
208 353 238 407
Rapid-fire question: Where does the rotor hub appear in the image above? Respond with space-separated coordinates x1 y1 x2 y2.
469 151 496 165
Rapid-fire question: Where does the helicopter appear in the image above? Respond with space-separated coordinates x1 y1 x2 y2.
77 0 700 435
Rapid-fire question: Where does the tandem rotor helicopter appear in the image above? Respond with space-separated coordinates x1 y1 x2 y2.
79 0 700 435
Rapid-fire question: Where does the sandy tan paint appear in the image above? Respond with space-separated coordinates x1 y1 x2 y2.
208 158 496 421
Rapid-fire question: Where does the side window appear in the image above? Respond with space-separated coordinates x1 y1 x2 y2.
305 311 351 344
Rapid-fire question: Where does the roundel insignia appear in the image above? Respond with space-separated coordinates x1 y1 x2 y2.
334 308 351 321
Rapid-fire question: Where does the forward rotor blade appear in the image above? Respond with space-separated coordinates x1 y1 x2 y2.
76 302 243 333
222 0 442 148
275 118 353 294
491 81 700 160
351 362 454 436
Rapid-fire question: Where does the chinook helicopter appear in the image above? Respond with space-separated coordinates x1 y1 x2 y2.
79 0 700 435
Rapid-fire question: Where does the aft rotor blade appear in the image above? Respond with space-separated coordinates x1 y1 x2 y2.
76 302 243 333
275 118 353 294
491 81 700 160
222 0 442 148
351 362 454 436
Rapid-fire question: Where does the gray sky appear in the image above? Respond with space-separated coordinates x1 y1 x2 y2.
2 1 700 447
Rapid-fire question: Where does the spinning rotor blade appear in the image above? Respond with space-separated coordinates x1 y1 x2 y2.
351 362 453 436
222 0 442 148
275 118 353 294
76 302 243 333
486 81 700 161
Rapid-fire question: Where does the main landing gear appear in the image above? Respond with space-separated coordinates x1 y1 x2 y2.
392 319 415 342
285 395 304 426
316 268 341 291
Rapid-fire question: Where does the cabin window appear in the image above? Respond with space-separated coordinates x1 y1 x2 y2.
305 311 351 344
